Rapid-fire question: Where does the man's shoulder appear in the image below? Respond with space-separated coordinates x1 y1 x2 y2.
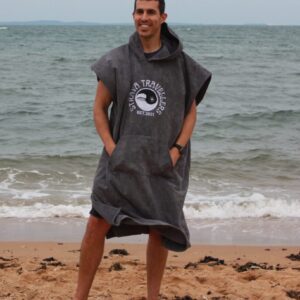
100 43 129 62
181 51 198 65
91 43 130 74
182 51 211 73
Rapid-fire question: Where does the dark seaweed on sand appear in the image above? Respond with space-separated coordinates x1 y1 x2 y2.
199 256 225 265
41 257 65 267
109 248 129 256
286 290 300 300
184 256 225 269
286 252 300 261
0 257 19 269
235 262 277 272
109 262 124 271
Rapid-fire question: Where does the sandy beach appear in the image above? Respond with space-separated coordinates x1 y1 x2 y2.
1 241 300 299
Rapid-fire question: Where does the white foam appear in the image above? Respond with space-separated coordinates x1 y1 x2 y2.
0 169 21 191
28 170 51 176
184 191 300 219
0 170 50 200
1 169 299 220
71 193 88 199
0 203 91 218
1 191 299 220
0 167 89 202
12 191 50 200
72 172 84 179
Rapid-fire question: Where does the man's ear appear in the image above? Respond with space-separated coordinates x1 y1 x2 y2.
161 13 168 23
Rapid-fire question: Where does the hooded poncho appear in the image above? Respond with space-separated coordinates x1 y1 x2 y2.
91 23 211 252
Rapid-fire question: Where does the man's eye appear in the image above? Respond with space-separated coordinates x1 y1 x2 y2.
148 10 156 15
136 9 144 15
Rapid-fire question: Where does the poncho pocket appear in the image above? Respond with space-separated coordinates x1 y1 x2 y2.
109 135 172 176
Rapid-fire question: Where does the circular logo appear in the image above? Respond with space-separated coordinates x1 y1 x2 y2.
128 80 167 117
135 88 158 112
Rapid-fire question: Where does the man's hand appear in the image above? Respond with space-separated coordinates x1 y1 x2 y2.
169 147 181 167
94 81 116 156
168 99 197 167
106 142 116 157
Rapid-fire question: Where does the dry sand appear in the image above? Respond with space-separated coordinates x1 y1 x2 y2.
0 242 300 299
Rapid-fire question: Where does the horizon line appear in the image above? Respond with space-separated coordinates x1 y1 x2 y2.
1 20 300 26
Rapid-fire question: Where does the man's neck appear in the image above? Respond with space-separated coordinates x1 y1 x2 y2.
140 36 162 53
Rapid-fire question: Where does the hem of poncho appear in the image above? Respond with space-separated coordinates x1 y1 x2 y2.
91 197 190 252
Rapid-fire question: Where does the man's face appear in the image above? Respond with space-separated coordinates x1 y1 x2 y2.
133 0 167 40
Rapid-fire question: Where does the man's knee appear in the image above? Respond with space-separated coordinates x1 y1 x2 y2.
85 215 111 237
149 228 162 241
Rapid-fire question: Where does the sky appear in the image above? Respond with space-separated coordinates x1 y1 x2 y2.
1 0 300 25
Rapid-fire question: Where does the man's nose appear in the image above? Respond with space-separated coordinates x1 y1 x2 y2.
141 12 149 20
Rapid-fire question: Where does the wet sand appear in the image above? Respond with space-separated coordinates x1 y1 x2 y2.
2 217 300 246
0 242 300 299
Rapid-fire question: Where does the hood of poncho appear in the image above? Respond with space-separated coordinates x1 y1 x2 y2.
129 22 183 61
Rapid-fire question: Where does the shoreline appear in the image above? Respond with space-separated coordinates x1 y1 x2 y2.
1 242 299 299
1 217 300 246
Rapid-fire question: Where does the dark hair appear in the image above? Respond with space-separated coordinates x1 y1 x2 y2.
134 0 165 14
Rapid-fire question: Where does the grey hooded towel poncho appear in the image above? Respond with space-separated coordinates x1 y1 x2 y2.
90 23 211 252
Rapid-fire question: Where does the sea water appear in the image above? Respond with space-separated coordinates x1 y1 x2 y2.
0 25 299 242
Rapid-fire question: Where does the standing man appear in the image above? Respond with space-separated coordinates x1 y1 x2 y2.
74 0 211 299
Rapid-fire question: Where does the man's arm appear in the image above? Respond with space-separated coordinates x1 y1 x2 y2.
93 81 116 156
169 100 197 166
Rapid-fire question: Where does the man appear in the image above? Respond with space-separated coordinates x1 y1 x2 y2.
74 0 211 299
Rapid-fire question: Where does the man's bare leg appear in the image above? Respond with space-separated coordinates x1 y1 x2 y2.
73 215 111 300
146 229 169 300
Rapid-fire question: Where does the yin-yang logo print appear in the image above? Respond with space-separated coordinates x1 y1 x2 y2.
135 88 158 112
128 79 167 117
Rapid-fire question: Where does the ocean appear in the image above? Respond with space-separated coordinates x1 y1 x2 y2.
0 25 299 243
